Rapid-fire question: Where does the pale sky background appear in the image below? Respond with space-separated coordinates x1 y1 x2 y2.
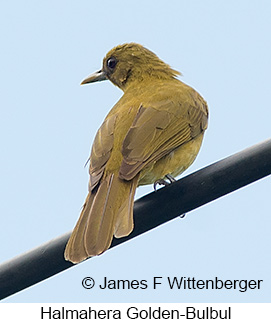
0 0 270 302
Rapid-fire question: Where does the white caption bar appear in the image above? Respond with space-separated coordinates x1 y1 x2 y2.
0 303 270 322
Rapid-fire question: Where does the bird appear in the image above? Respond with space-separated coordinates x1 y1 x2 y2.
64 43 208 263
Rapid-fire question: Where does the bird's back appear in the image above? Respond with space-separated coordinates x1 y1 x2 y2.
101 78 208 184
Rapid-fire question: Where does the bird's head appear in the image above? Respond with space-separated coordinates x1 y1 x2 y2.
81 43 180 91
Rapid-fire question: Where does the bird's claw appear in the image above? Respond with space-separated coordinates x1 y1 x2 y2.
165 174 176 183
153 179 169 191
153 174 176 191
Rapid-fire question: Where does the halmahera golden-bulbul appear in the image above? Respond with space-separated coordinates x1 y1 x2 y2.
64 43 208 263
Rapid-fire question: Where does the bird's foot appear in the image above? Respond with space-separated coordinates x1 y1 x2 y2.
153 179 169 191
165 174 176 183
153 174 176 191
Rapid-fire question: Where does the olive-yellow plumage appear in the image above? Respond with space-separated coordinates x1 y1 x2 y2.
64 43 208 263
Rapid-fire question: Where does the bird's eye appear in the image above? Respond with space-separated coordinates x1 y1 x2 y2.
107 57 117 70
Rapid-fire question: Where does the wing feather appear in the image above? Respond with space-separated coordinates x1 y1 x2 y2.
119 94 208 180
88 114 117 191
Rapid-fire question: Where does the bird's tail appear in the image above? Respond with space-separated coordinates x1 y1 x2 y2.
64 172 139 263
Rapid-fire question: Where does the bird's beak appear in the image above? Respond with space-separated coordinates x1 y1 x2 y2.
80 69 107 85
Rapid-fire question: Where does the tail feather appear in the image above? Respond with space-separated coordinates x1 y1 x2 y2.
64 173 139 263
84 174 116 256
114 175 138 238
64 192 95 263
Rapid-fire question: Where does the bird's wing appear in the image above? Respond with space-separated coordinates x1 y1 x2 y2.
88 114 117 191
119 94 208 180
